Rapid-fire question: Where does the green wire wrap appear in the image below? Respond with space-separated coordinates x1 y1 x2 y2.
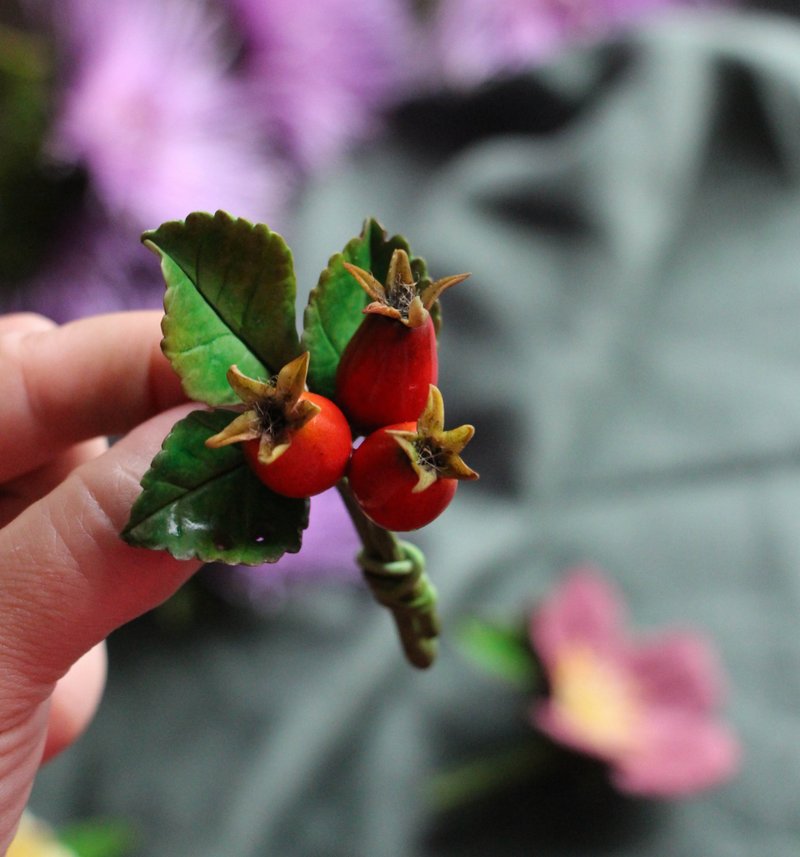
357 541 440 669
337 480 440 669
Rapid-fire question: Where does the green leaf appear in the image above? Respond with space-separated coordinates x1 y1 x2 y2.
122 409 308 565
59 819 137 857
301 218 430 398
144 211 300 406
456 618 538 690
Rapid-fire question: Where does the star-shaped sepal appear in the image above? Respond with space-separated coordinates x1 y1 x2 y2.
343 249 469 329
387 385 479 492
204 352 320 465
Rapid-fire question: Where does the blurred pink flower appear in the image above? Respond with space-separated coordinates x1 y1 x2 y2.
432 0 717 86
226 0 415 170
530 568 740 796
49 0 286 229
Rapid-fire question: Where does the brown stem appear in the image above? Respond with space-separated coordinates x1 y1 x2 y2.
336 479 439 669
336 479 403 562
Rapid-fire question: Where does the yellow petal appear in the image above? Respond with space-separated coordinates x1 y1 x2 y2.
7 813 76 857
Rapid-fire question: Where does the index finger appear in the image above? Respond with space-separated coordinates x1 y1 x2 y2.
0 311 186 482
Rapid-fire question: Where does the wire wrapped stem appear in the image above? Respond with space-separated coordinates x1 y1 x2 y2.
337 480 439 668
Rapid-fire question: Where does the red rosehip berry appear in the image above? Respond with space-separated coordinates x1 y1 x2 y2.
242 391 351 498
335 248 468 434
206 353 352 498
347 385 478 531
336 312 438 433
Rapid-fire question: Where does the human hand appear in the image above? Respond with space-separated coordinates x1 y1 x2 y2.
0 311 201 853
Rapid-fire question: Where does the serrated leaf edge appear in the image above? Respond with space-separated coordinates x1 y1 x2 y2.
144 210 299 381
121 408 309 565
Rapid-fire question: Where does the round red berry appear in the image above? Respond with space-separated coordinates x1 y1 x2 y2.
244 392 351 498
346 385 478 532
205 353 353 499
347 421 458 531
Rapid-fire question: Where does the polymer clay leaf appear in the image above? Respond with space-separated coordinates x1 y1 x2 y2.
122 409 308 565
145 211 300 406
302 218 431 398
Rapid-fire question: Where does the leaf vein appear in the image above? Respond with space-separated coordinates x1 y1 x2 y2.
167 221 271 372
134 460 247 526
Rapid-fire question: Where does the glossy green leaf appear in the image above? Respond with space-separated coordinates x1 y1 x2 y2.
302 218 430 398
456 618 538 690
144 211 300 406
122 409 308 565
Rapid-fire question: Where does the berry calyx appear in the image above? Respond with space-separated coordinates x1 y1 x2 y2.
343 248 468 330
205 352 352 498
347 385 478 531
335 249 469 433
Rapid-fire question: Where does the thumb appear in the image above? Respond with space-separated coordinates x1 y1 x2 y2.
0 404 202 854
0 403 203 715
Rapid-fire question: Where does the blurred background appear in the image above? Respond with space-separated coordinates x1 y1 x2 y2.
4 0 800 854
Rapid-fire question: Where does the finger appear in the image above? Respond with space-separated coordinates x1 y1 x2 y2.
0 403 202 711
0 438 109 527
0 310 186 482
0 698 49 856
0 312 55 337
41 643 107 763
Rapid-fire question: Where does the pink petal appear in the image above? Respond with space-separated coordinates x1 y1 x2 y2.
531 567 628 669
532 700 620 763
611 711 741 797
628 631 726 713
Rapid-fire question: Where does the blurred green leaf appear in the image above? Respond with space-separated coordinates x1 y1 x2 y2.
122 409 308 564
58 819 137 857
145 211 301 406
301 218 430 398
456 618 537 689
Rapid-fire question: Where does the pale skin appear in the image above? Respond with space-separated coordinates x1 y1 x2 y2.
0 310 201 853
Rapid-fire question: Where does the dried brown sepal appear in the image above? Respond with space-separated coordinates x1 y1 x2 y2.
419 272 470 309
343 249 469 330
387 385 479 492
342 262 386 304
205 352 320 465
